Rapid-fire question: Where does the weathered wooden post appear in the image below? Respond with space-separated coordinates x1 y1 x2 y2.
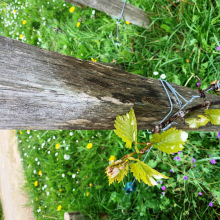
0 35 220 131
64 211 108 220
66 0 151 29
64 211 90 220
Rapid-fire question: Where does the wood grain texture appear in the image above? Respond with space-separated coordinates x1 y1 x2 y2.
66 0 151 29
0 35 220 131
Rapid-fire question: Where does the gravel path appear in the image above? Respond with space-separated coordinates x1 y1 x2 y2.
0 130 35 220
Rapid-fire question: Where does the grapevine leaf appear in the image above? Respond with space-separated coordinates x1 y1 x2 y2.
205 109 220 125
185 115 209 128
114 108 139 153
129 159 169 186
105 162 129 186
150 128 188 154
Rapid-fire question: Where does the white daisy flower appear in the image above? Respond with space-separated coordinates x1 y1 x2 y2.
153 71 159 75
160 74 166 79
64 154 70 160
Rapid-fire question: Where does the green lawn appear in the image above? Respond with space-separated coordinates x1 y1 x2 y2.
0 0 220 219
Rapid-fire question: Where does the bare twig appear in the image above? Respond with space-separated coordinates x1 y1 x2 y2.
152 76 220 133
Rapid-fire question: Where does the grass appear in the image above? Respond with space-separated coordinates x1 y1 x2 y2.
0 200 3 220
0 0 220 219
16 129 220 219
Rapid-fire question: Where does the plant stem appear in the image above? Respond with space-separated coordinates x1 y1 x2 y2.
121 144 153 160
137 142 151 145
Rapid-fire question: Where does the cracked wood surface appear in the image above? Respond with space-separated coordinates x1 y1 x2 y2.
1 35 220 131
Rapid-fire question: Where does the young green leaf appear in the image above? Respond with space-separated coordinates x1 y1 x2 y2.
106 160 129 186
114 109 139 153
150 128 188 154
205 109 220 125
129 158 168 186
185 115 209 128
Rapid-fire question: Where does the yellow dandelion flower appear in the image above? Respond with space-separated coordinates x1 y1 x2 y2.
57 158 59 161
59 189 62 192
57 205 62 211
126 21 130 25
174 204 177 207
86 176 88 178
109 155 116 161
87 143 92 149
55 143 60 149
19 34 23 39
186 59 190 63
39 207 41 209
38 170 42 175
42 193 44 196
89 183 93 187
23 20 26 25
34 181 38 186
13 10 16 14
27 130 30 132
86 192 89 197
3 10 5 13
91 58 97 62
36 197 38 201
77 22 80 27
195 44 197 46
70 6 75 13
78 169 80 172
20 131 22 134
